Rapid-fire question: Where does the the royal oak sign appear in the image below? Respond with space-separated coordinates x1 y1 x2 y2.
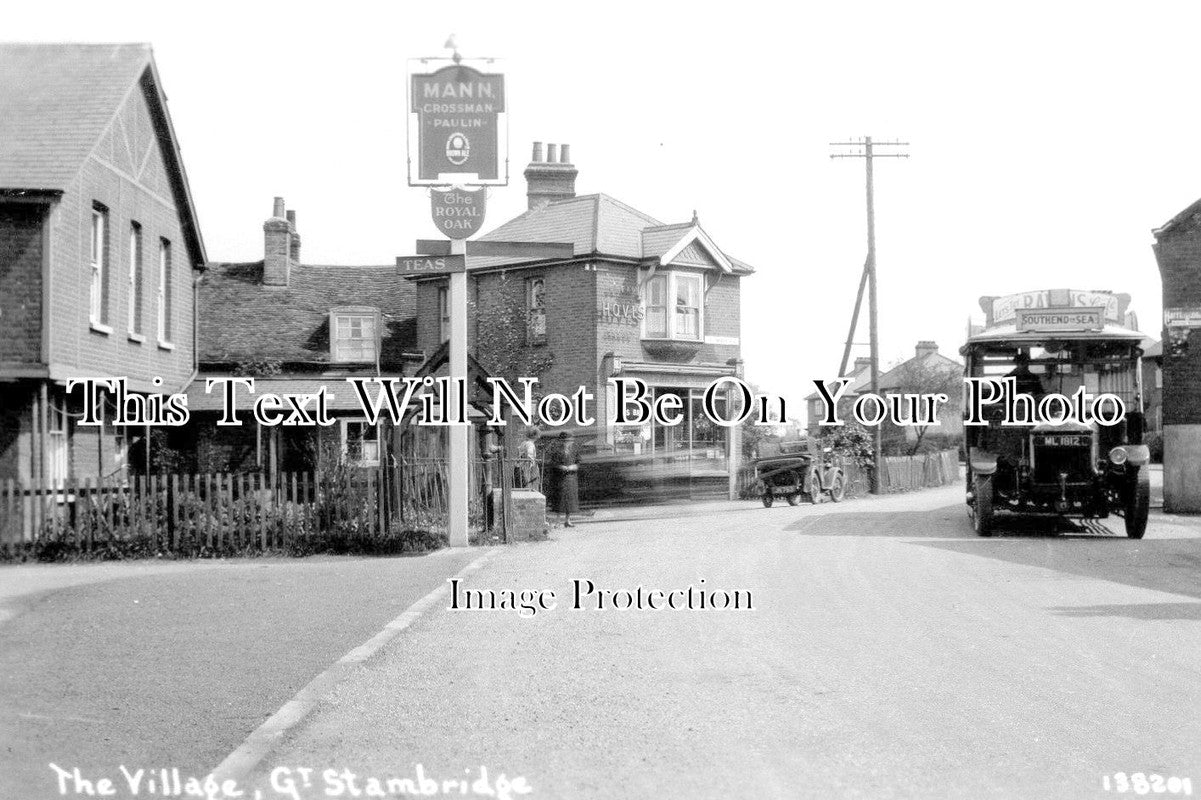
430 186 487 239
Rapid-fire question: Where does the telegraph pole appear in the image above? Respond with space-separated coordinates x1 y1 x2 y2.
830 136 909 494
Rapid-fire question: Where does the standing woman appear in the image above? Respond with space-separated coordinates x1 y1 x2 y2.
517 427 540 490
552 431 580 527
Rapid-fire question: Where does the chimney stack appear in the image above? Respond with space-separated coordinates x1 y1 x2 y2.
915 341 939 358
263 196 291 286
286 209 301 264
524 141 578 211
852 356 873 375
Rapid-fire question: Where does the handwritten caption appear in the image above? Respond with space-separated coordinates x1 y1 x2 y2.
49 764 532 799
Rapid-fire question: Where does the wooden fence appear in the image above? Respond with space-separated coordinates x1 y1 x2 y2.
2 468 404 557
878 449 960 492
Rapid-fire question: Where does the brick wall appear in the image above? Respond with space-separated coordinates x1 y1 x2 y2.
1154 218 1201 426
0 204 45 364
412 260 743 441
48 79 196 393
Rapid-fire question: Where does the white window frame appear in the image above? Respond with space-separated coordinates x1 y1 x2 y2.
642 271 704 342
157 238 172 345
330 307 379 363
90 205 108 327
127 222 144 339
673 272 703 341
341 419 381 467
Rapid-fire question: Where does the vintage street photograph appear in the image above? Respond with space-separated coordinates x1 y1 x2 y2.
2 2 1201 798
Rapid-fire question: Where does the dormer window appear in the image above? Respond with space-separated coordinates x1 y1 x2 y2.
330 307 379 363
643 272 703 341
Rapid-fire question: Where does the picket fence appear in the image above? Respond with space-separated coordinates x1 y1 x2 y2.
0 457 513 556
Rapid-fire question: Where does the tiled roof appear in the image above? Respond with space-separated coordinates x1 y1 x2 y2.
469 193 755 273
1153 196 1201 238
875 351 961 391
0 43 151 190
805 350 962 400
641 223 693 259
0 42 207 265
198 262 418 364
186 378 375 412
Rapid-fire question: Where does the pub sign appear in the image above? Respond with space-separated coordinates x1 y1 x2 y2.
409 61 506 185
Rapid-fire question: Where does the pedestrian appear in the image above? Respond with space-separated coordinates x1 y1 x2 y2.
516 427 540 490
550 430 580 527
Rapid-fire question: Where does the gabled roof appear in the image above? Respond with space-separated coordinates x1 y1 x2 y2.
875 351 961 392
804 349 962 400
1153 196 1201 239
198 262 418 364
0 43 206 265
469 193 755 273
642 221 733 273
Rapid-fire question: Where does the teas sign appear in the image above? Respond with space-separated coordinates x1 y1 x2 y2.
430 187 487 239
410 64 505 184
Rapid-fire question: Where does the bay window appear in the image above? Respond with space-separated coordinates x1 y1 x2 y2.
643 271 703 341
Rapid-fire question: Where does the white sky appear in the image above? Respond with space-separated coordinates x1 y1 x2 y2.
10 1 1201 421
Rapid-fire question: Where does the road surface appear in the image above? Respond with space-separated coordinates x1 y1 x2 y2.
4 485 1201 799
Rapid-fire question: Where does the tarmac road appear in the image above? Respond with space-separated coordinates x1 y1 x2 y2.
0 550 480 800
232 487 1201 800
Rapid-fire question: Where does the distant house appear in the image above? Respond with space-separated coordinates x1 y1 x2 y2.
806 342 963 448
181 198 423 474
0 44 206 485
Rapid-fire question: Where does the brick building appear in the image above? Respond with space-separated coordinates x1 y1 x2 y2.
1152 198 1201 511
0 44 206 486
411 143 754 486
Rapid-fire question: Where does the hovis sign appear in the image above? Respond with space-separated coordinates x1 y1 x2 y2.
409 62 505 185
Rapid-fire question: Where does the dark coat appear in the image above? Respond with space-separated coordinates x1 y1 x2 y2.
547 438 580 514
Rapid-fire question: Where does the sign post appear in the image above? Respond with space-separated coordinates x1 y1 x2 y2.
406 44 507 549
404 43 571 547
447 238 469 546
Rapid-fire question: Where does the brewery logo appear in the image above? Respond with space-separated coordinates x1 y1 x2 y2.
446 133 470 166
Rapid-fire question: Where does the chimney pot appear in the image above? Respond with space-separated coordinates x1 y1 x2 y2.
286 210 301 264
560 143 571 163
525 141 578 210
263 197 291 286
